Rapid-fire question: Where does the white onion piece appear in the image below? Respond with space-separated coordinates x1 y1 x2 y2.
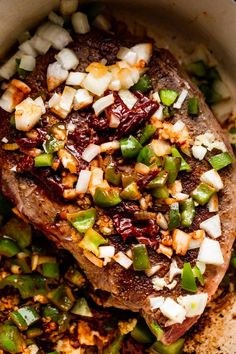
89 167 104 193
73 89 93 110
212 99 234 124
15 97 42 131
196 261 206 274
156 213 168 230
172 120 186 133
34 96 46 114
173 89 188 109
59 86 76 112
152 105 164 121
30 35 51 55
197 237 224 265
169 259 182 282
47 62 68 91
66 72 86 86
188 238 203 250
207 194 219 212
48 11 64 26
109 114 120 128
19 55 36 71
100 140 120 153
200 169 223 191
130 43 153 65
27 344 40 354
19 40 37 57
82 71 112 96
99 246 115 258
174 193 189 201
17 31 31 44
93 14 111 32
113 252 133 269
150 139 171 156
177 293 208 317
109 79 121 91
55 48 79 70
145 264 161 277
82 144 101 162
135 162 150 175
117 47 137 66
152 91 161 103
37 22 72 50
160 298 186 324
0 79 31 113
200 214 221 239
118 89 137 109
72 12 90 34
60 0 78 16
48 92 61 108
93 94 114 116
191 145 207 160
0 51 22 80
76 170 91 193
149 296 164 310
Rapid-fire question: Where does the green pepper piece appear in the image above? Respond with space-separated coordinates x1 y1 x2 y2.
168 203 181 231
0 237 20 257
171 147 191 172
147 320 163 341
0 323 26 353
104 334 125 354
193 265 204 286
93 187 121 208
47 352 59 354
151 186 169 199
43 136 65 154
15 58 28 80
191 183 216 205
71 297 93 317
26 327 43 338
105 165 122 186
48 285 74 312
159 89 179 106
163 106 174 118
65 267 86 288
180 198 195 228
147 171 168 189
187 60 207 78
187 97 199 116
164 156 181 184
231 255 236 269
181 262 197 292
131 318 155 344
42 304 59 322
120 135 142 159
150 338 185 354
139 125 157 145
79 228 108 257
208 152 233 171
42 263 60 279
132 244 150 271
120 182 141 200
199 83 222 105
137 146 157 166
2 217 32 249
0 274 46 299
10 306 40 331
34 153 53 167
67 208 96 233
131 74 152 93
207 67 220 81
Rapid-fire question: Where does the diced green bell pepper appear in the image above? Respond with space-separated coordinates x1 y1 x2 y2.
191 183 216 205
79 228 108 257
42 262 60 279
187 60 207 78
10 306 40 331
0 237 20 257
120 182 141 200
131 74 152 93
2 217 32 249
93 187 121 207
26 327 43 338
147 171 168 189
43 136 65 154
171 147 191 172
188 97 199 116
181 262 197 292
104 334 125 354
168 203 181 231
193 265 204 286
180 198 195 228
137 146 157 166
120 135 142 159
151 186 169 199
147 320 163 341
208 152 233 171
131 318 155 344
34 153 53 167
199 83 222 105
0 274 46 299
67 208 97 233
71 297 93 317
150 338 185 354
0 323 26 353
65 267 86 288
105 165 121 186
42 304 59 322
48 285 74 312
139 125 157 145
164 156 181 184
132 244 150 271
159 89 179 106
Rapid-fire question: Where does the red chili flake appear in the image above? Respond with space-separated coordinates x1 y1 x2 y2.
137 169 159 191
16 128 47 149
17 155 34 172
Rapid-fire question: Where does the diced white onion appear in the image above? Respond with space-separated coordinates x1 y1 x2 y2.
15 97 42 131
19 55 36 71
150 139 171 156
191 145 207 160
93 14 111 32
99 246 115 258
188 238 203 250
145 264 161 277
19 40 37 57
17 31 31 44
82 71 112 96
173 89 188 109
72 12 90 34
152 91 161 103
34 96 46 114
130 43 153 65
60 0 79 16
109 79 121 91
135 162 150 175
0 51 22 80
177 293 208 317
160 298 186 324
174 193 189 201
66 72 86 86
109 114 120 128
76 170 91 193
48 92 61 108
55 48 79 71
213 80 231 101
117 47 137 66
100 140 120 153
0 79 31 113
197 237 224 265
212 99 234 125
47 62 68 91
152 105 164 121
149 296 165 310
207 194 219 212
82 144 101 162
89 167 104 193
1 137 8 143
27 344 40 354
169 259 182 282
200 169 223 191
48 11 64 26
37 22 72 50
30 35 51 55
59 86 76 112
196 261 206 274
166 280 177 290
113 251 133 269
73 89 93 110
200 214 221 239
156 213 168 230
93 94 114 116
118 89 137 109
152 276 167 291
126 249 132 258
172 120 186 133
